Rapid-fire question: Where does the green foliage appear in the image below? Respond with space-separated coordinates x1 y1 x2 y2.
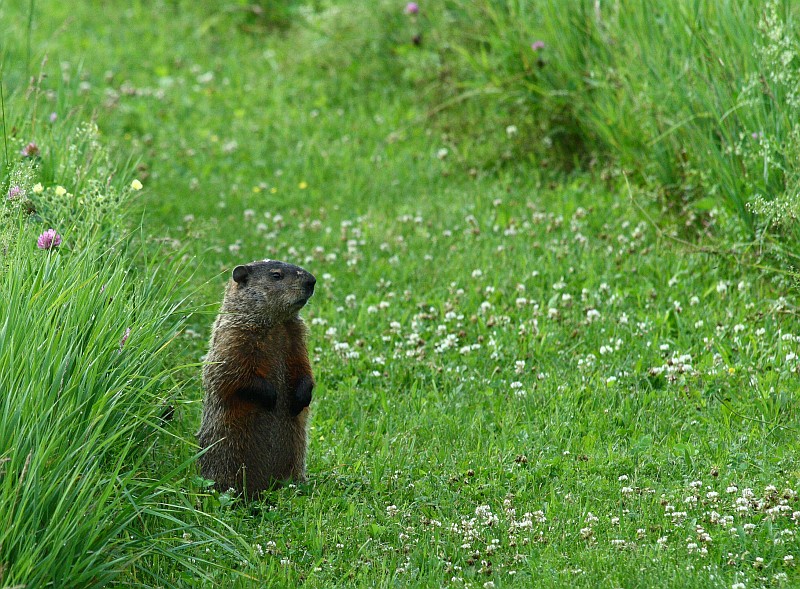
0 46 251 588
228 0 305 33
420 0 800 247
1 0 800 587
0 208 253 587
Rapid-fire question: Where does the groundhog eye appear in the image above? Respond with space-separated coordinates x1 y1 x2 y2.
270 271 283 280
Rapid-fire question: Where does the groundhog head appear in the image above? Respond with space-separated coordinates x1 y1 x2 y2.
224 259 316 322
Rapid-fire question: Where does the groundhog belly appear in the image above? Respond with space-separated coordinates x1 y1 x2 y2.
249 410 307 481
198 404 307 495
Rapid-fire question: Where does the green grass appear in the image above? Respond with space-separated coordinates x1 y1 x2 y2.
409 0 800 248
0 224 253 586
2 0 800 587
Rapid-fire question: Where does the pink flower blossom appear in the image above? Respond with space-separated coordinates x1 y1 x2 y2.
7 185 23 200
531 40 545 51
37 229 62 250
405 2 419 15
20 142 40 158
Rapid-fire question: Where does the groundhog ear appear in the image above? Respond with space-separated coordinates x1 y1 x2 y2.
232 265 250 285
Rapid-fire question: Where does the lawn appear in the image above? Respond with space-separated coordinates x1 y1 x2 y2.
2 1 800 587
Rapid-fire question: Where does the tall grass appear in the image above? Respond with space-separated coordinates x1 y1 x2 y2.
0 218 255 587
2 229 157 585
421 0 800 247
0 79 251 589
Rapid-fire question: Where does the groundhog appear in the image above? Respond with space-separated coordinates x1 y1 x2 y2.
197 259 316 498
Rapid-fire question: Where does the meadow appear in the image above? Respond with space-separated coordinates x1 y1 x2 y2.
1 1 800 587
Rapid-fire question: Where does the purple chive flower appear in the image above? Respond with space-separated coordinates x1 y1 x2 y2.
37 229 62 250
7 185 24 200
119 327 131 351
531 40 545 51
405 2 419 15
20 142 40 158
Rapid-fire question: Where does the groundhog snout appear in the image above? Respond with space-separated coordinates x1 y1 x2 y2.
304 273 316 293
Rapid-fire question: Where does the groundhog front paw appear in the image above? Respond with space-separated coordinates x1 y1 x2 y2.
290 375 314 416
236 376 278 411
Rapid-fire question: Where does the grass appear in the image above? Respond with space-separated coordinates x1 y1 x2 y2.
0 223 253 586
410 1 800 249
2 0 800 587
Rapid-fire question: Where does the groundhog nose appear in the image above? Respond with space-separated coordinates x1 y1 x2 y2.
306 274 316 289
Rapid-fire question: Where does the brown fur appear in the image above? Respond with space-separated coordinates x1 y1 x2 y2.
197 260 316 498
